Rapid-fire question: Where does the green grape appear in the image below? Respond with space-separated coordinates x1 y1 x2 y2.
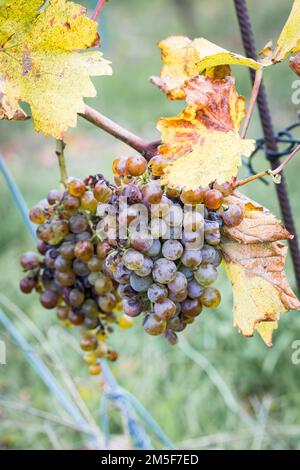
130 273 152 292
153 258 177 284
200 287 221 308
143 314 166 336
194 264 218 286
154 299 176 320
162 239 183 260
147 283 168 303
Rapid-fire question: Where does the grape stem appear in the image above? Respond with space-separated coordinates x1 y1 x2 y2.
240 66 263 140
80 105 160 159
234 143 300 188
55 140 68 187
91 0 107 21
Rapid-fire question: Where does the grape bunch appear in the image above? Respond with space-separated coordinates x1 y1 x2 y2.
19 152 244 372
19 175 132 375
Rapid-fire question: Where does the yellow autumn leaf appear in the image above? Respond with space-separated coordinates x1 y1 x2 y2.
157 35 261 100
273 0 300 62
222 192 292 244
159 76 255 190
222 240 300 346
0 0 112 138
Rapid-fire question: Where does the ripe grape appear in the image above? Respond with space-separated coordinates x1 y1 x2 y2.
181 249 202 269
222 204 244 227
126 155 148 176
93 181 112 203
142 181 163 204
123 248 144 270
20 252 40 270
154 299 176 320
180 188 204 205
74 240 94 262
67 178 86 198
203 189 223 210
40 290 58 309
153 258 177 284
162 239 183 260
187 279 204 299
130 273 152 292
47 189 62 205
200 287 221 308
20 277 35 294
143 314 166 336
194 264 218 286
167 272 188 293
123 298 144 317
147 283 168 303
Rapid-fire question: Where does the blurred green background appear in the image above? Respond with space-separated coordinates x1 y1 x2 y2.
1 0 300 450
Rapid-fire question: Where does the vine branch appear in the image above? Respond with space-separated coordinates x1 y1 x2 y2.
91 0 107 21
240 66 263 139
55 140 68 187
79 105 160 159
234 143 300 189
